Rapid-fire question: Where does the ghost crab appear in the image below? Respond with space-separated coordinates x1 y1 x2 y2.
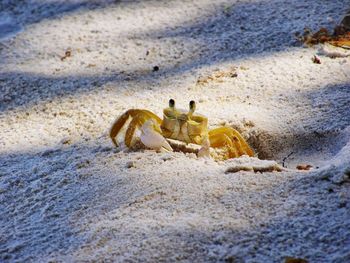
110 99 254 160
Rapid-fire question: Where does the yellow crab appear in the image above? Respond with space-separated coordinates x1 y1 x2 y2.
110 99 254 160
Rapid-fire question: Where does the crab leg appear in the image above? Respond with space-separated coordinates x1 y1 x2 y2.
110 109 161 147
124 113 162 147
124 114 144 147
208 132 237 159
208 127 254 158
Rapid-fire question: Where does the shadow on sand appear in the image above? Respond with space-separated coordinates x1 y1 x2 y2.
1 0 347 112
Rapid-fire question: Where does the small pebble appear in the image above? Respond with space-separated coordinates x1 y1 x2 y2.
126 161 135 168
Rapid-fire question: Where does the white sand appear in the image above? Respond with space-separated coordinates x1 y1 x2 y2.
0 0 349 262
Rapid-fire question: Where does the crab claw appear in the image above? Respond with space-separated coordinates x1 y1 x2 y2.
141 119 173 152
198 135 211 158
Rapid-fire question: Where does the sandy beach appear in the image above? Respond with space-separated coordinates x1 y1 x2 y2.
0 0 349 262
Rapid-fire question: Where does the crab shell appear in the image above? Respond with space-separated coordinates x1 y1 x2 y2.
161 107 208 145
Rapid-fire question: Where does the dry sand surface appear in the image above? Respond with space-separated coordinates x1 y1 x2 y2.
0 0 349 262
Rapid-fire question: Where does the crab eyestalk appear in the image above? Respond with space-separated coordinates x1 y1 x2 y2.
169 99 175 108
188 100 196 118
168 98 177 117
